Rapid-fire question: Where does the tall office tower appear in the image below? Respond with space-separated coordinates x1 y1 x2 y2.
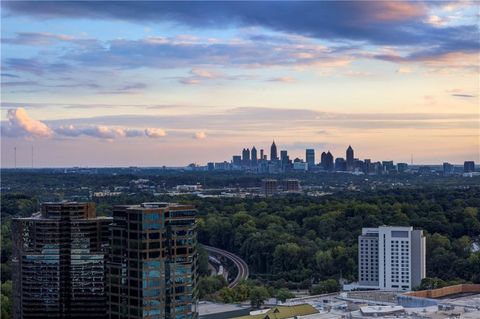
320 152 327 168
325 151 334 171
232 155 242 166
346 145 354 171
260 149 264 160
207 162 214 171
251 146 258 166
364 159 371 174
335 157 346 171
108 202 197 319
464 161 475 173
283 179 300 192
358 226 426 291
397 163 408 173
443 162 455 175
270 141 278 161
280 150 288 161
12 202 111 319
306 149 315 169
241 148 250 166
382 161 395 173
262 179 278 196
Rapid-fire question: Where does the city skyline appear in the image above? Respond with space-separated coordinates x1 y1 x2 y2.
1 1 479 167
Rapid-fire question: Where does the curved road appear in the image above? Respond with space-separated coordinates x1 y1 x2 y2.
204 245 249 288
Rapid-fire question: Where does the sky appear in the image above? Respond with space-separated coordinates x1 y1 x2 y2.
1 1 479 167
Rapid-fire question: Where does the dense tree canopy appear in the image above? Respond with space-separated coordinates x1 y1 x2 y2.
2 185 479 302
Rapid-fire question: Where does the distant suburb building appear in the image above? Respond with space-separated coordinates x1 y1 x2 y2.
358 226 425 291
108 202 198 319
12 202 111 319
283 179 300 193
262 179 278 196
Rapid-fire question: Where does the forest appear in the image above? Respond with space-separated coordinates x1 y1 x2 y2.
1 186 480 313
192 187 480 287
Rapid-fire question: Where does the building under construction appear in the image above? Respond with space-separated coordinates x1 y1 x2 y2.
108 202 198 319
12 202 112 319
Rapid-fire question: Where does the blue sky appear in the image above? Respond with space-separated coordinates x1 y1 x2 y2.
1 1 479 167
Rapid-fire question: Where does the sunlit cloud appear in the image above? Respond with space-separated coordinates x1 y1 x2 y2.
425 15 446 26
267 76 295 83
373 1 426 21
144 128 167 138
2 107 52 138
396 67 414 73
1 32 74 46
194 131 207 140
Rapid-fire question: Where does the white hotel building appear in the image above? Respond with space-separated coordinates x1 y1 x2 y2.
358 226 426 291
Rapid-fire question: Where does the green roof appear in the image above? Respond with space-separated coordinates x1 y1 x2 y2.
232 304 318 319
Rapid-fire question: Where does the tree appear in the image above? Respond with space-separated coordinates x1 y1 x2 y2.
418 277 447 290
315 250 333 276
219 287 236 303
275 288 295 302
249 286 270 308
1 281 12 319
197 245 210 277
310 279 340 295
198 275 227 299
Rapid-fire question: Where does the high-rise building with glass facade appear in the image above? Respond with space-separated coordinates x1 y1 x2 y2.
464 161 475 173
251 146 258 166
305 149 315 169
346 145 354 171
108 202 197 319
270 141 278 161
12 202 111 319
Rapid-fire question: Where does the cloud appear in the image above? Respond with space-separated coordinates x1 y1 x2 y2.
425 15 446 26
194 131 207 140
55 34 359 77
55 125 164 139
144 128 167 138
376 50 479 73
53 125 80 137
1 108 170 140
82 126 127 139
1 2 445 46
396 67 414 73
54 125 139 139
3 0 477 65
2 81 39 87
1 73 20 78
452 93 476 98
190 68 218 79
97 82 147 94
3 58 71 75
2 32 74 46
180 78 200 85
2 107 53 137
372 2 425 21
267 76 295 83
342 71 372 77
40 107 478 134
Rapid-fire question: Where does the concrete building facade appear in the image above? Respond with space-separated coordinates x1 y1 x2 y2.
358 226 425 291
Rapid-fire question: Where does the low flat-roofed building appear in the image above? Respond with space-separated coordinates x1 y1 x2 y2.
360 305 405 316
231 304 318 319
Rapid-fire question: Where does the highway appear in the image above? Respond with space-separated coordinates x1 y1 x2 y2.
203 245 249 288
